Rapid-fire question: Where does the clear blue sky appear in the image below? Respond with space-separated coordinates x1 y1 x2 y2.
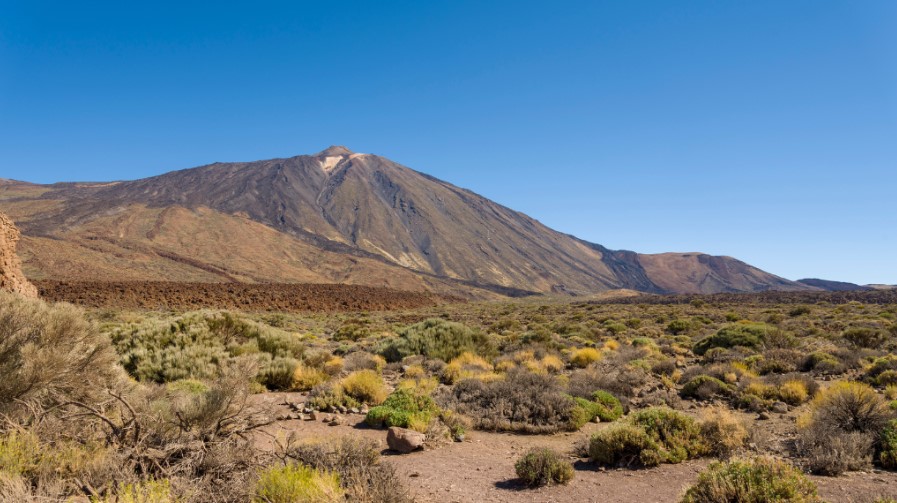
1 1 895 284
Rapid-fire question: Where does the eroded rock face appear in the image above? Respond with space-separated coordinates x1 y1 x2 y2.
0 213 38 298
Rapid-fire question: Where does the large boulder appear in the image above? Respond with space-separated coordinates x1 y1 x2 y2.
0 213 37 298
386 427 425 454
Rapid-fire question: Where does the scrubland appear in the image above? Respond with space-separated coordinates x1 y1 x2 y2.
3 290 897 501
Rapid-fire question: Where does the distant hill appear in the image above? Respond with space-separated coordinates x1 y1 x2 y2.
0 146 812 297
797 278 873 292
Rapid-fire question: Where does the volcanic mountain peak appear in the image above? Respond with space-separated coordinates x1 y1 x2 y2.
315 145 355 157
0 147 813 297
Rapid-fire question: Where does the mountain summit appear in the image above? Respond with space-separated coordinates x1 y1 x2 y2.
0 148 809 297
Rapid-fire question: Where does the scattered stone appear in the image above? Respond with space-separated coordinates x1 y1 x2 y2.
771 401 789 414
386 427 425 454
360 405 370 414
758 412 771 420
349 407 360 414
303 407 313 414
593 416 602 423
308 411 318 421
329 416 344 426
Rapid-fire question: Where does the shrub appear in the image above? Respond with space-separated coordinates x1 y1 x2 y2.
339 370 388 405
777 379 810 406
879 420 897 469
701 408 748 458
439 370 577 434
441 352 494 384
867 355 897 386
366 389 441 432
514 448 574 487
694 323 769 356
681 457 821 503
291 364 329 391
588 423 654 467
253 463 343 503
843 327 887 349
796 381 891 475
108 311 301 384
589 407 706 467
0 293 120 415
288 436 412 503
380 319 495 363
681 375 733 401
257 357 301 390
97 479 179 503
667 319 691 335
570 391 623 429
570 348 601 368
807 381 892 434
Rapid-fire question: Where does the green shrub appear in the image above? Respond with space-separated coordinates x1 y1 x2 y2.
681 457 821 503
681 375 734 401
694 323 769 355
366 389 441 432
108 311 302 385
867 355 897 386
514 448 574 487
667 319 691 335
380 319 495 363
569 391 623 429
589 407 706 467
253 463 343 503
843 327 887 349
879 419 897 469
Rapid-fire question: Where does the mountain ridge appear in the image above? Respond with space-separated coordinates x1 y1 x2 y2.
0 147 812 297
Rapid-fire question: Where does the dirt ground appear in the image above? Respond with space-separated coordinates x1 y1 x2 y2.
35 280 457 312
254 393 897 503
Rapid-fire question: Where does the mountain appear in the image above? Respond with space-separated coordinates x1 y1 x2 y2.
0 146 810 297
797 278 873 292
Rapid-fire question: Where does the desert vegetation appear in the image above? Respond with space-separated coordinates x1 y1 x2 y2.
3 288 897 501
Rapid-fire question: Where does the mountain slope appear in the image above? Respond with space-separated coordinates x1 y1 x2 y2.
0 147 810 296
797 278 873 292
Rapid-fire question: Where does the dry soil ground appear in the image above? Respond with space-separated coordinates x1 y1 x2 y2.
254 393 897 503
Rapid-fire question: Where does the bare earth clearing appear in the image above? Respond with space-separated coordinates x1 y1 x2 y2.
254 393 897 503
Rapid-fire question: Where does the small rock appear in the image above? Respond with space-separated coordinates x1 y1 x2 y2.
329 416 344 426
349 407 360 414
360 405 370 414
758 412 771 420
593 416 602 423
321 414 331 422
309 411 318 421
386 427 426 454
771 401 789 414
338 405 348 414
303 407 313 414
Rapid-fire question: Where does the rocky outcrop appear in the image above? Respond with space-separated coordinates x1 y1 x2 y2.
0 213 38 298
386 427 425 453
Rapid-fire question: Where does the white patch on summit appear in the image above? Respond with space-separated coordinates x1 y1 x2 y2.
320 156 344 172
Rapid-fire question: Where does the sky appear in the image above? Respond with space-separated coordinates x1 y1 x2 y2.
1 1 895 284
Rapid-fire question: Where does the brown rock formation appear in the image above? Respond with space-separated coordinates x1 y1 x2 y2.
0 213 38 298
